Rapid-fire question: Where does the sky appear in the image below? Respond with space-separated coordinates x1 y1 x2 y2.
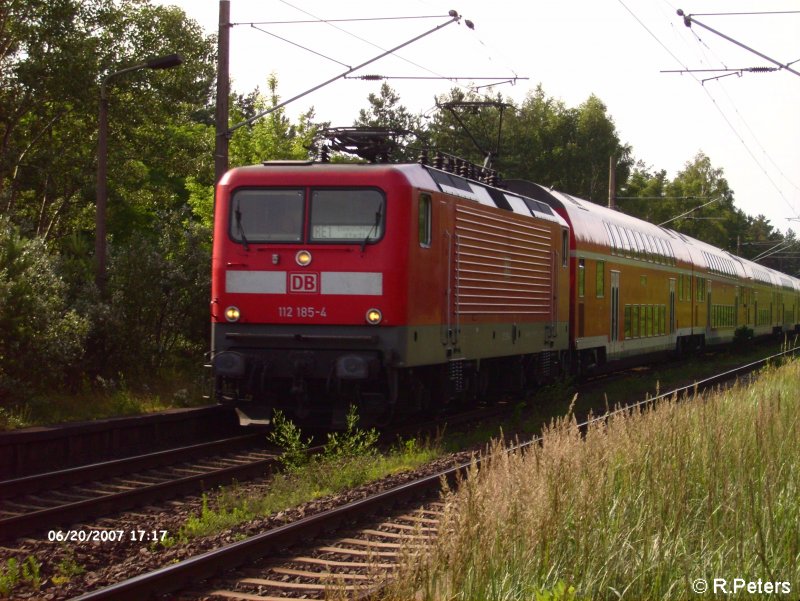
154 0 800 232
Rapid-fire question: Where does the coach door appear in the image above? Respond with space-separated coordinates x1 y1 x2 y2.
610 271 620 342
669 278 676 334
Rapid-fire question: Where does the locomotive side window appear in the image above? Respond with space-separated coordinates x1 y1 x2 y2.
310 189 385 243
230 188 304 243
418 193 432 247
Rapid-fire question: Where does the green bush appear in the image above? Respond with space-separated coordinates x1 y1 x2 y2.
0 220 89 403
323 405 379 460
267 409 313 471
93 210 210 378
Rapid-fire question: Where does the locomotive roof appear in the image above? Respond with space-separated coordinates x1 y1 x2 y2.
223 161 569 229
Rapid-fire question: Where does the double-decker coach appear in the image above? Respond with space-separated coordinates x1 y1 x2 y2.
508 179 800 370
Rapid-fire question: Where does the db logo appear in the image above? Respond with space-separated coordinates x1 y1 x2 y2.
288 272 319 293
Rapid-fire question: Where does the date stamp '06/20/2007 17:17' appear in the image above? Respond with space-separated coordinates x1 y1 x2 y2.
47 529 168 543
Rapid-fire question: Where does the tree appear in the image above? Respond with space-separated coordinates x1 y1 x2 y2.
352 82 422 161
0 0 217 403
425 85 632 201
618 152 794 269
425 87 508 169
1 0 216 242
0 219 89 403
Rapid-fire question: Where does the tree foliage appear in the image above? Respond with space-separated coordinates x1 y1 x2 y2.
0 0 215 241
0 0 216 407
187 74 323 228
420 85 633 202
0 220 89 401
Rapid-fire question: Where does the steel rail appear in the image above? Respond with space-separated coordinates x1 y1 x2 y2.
0 432 264 499
0 404 240 479
0 433 274 541
72 346 799 601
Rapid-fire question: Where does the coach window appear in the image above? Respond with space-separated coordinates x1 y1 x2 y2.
603 222 616 255
578 258 586 298
561 230 569 267
624 306 632 338
660 239 670 264
621 227 634 258
633 231 646 260
642 233 653 262
696 276 705 302
418 193 432 247
596 260 605 298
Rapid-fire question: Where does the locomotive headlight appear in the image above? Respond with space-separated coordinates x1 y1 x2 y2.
224 306 241 322
366 308 382 325
295 250 312 266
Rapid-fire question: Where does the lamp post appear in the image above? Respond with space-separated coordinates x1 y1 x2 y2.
95 53 183 290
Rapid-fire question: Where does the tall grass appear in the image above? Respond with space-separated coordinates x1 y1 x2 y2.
392 359 800 600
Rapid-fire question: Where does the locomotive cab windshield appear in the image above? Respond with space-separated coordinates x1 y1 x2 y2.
230 188 304 243
229 187 385 246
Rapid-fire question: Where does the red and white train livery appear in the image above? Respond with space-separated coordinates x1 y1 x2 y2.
211 160 571 421
211 159 800 422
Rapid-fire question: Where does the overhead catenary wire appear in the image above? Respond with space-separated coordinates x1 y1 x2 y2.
276 0 478 92
345 75 528 81
228 12 465 133
658 197 720 227
232 14 453 26
275 0 525 98
676 19 800 196
249 24 351 69
677 10 800 78
688 11 800 17
623 0 800 220
753 239 800 262
661 67 778 73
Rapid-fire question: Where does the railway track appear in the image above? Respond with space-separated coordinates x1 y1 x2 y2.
0 433 278 541
67 346 799 601
0 404 242 479
0 401 513 544
192 504 442 600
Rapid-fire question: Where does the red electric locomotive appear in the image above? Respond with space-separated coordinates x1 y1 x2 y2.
210 156 571 424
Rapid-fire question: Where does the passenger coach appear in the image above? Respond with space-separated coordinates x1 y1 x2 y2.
508 180 800 372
